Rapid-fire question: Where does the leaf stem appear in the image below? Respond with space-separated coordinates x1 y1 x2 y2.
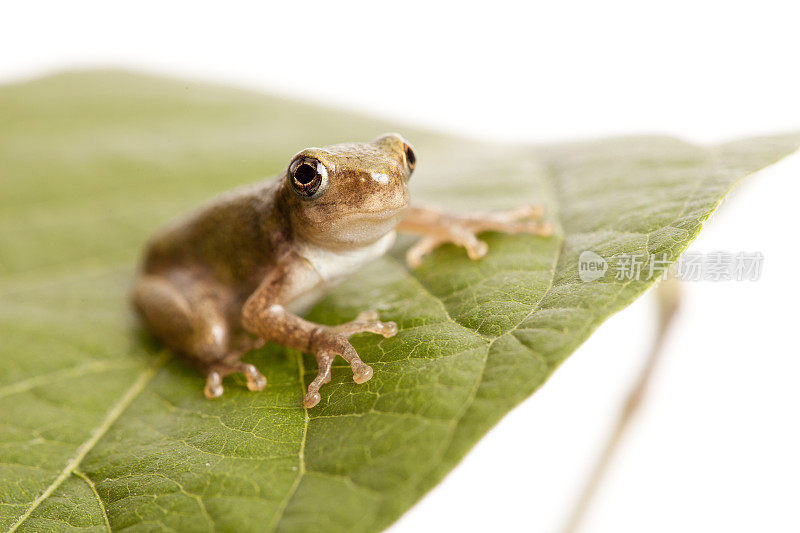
562 276 682 533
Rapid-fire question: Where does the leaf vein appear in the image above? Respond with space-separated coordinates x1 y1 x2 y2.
73 469 111 532
7 351 170 532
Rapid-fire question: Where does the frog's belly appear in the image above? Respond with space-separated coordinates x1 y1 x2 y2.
288 231 396 316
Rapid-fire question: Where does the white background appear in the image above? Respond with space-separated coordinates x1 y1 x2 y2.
2 1 799 531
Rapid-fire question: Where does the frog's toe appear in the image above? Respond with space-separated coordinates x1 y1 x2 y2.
203 360 268 398
204 371 224 399
352 362 374 384
509 219 553 236
464 236 489 260
242 363 267 392
329 313 399 338
532 220 554 236
504 204 545 221
356 310 379 321
380 321 398 337
469 215 554 238
406 236 441 268
304 350 334 408
303 391 322 408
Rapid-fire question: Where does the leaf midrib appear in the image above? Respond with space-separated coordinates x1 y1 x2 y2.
266 351 311 532
272 163 567 531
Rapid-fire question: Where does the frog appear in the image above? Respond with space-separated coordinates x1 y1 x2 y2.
133 134 552 408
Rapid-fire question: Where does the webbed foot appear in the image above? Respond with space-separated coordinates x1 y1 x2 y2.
406 204 553 268
303 310 397 408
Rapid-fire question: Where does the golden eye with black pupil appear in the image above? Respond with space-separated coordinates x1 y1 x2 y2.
289 157 327 198
403 143 416 174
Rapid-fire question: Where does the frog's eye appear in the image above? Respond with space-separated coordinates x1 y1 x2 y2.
289 157 327 198
403 143 416 175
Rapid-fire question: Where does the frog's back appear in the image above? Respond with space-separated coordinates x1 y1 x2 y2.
141 179 286 287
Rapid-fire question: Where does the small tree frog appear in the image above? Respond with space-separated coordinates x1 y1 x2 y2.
133 134 552 407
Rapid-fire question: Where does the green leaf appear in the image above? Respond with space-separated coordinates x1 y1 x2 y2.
1 70 797 532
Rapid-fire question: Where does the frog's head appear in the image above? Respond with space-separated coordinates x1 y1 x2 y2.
280 133 414 249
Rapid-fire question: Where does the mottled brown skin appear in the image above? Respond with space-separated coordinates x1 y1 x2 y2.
133 134 552 407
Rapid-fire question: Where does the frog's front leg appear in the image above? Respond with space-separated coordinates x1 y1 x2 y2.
398 203 554 268
241 255 397 408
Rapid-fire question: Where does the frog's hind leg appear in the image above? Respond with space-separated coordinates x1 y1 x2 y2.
132 273 267 399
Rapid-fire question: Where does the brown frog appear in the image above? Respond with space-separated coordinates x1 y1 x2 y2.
133 134 551 407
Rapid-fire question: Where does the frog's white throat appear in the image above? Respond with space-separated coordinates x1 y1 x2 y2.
288 231 396 315
298 230 396 282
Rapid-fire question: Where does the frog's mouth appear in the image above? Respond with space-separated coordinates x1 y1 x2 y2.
324 207 406 247
345 206 406 223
